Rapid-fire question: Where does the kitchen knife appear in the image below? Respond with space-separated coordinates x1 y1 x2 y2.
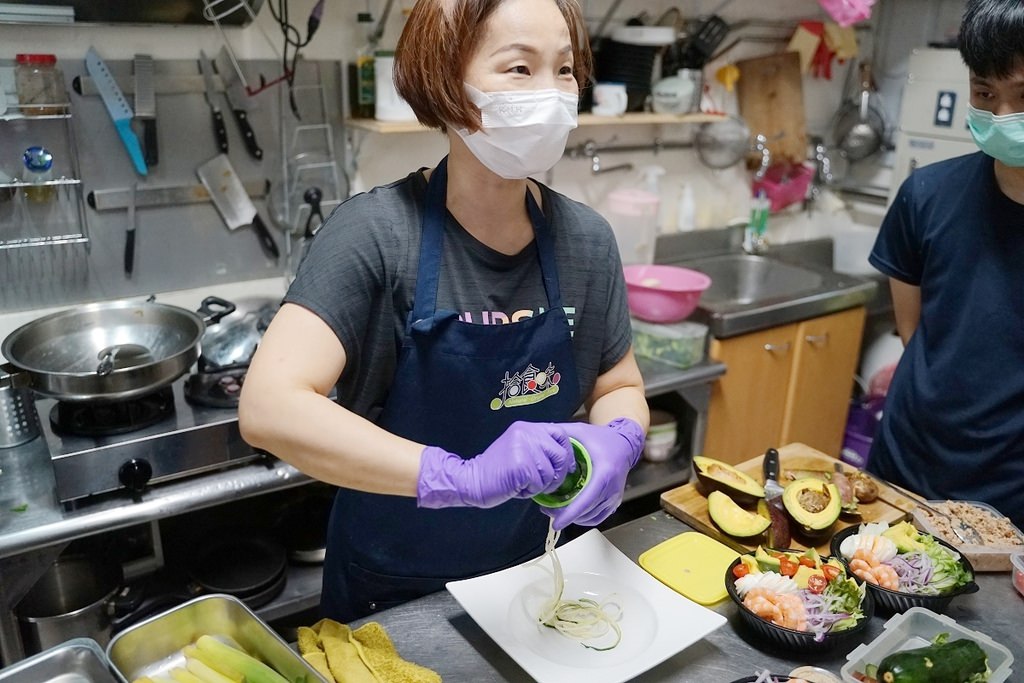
133 54 158 167
85 47 147 176
196 154 279 260
213 47 262 160
199 50 229 154
763 447 785 510
124 183 137 278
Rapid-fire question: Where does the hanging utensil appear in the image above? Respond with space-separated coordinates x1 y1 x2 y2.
199 50 229 154
133 54 158 167
85 47 147 176
124 182 137 278
213 47 262 160
832 61 886 162
196 153 280 260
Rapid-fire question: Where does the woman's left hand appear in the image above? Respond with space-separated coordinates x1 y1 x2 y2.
542 418 645 530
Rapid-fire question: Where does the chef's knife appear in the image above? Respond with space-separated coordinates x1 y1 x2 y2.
133 54 158 167
124 183 137 278
763 447 785 510
85 47 148 176
213 48 262 160
199 50 229 154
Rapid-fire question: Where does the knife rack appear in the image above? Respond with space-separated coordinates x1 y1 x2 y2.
0 64 91 259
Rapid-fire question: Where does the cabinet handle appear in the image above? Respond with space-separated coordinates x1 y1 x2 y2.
763 342 791 353
804 333 829 346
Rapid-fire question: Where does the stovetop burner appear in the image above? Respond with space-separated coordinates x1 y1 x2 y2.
184 368 247 409
50 386 176 437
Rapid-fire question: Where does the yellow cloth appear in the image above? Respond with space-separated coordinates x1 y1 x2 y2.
824 23 859 61
787 25 823 73
297 619 442 683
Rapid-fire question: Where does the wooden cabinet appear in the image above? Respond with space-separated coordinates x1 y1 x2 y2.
703 306 866 464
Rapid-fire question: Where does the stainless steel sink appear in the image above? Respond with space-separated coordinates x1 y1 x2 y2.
675 253 877 338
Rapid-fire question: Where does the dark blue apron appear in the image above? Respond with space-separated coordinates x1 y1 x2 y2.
321 157 582 621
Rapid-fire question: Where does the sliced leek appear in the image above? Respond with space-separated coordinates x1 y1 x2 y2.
535 520 623 651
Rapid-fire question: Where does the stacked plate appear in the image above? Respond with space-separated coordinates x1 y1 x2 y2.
594 26 676 112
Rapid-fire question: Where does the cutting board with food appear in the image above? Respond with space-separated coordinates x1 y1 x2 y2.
661 442 916 554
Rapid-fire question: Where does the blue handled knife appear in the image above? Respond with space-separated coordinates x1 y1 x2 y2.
85 46 148 177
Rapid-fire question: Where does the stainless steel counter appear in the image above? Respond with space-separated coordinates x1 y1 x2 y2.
353 511 1023 681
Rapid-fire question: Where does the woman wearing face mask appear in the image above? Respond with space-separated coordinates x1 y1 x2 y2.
867 0 1024 530
239 0 649 622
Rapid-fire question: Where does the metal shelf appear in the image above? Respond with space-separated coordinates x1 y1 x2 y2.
345 111 728 134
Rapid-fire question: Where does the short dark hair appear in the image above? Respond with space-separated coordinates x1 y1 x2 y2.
959 0 1024 78
393 0 593 133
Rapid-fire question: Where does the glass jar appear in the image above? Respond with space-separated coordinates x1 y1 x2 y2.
22 146 56 203
14 54 66 116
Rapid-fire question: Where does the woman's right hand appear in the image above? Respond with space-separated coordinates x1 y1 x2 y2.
417 421 575 509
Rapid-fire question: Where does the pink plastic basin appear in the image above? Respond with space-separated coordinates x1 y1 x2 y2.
623 264 712 323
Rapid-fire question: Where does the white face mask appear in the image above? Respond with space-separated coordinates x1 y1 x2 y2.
455 83 578 179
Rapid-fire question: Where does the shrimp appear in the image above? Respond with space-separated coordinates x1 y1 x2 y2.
849 548 900 590
742 588 808 630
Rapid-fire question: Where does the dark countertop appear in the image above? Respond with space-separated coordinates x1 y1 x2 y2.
353 511 1023 682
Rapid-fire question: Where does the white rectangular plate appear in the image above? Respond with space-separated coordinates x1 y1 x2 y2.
447 529 727 683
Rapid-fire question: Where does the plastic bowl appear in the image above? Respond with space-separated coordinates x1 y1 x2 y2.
829 525 979 615
623 264 711 323
724 555 875 654
1012 553 1024 598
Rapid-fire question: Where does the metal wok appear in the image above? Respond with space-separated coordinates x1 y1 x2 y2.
1 297 234 402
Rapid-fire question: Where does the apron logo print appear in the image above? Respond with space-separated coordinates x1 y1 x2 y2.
490 363 560 410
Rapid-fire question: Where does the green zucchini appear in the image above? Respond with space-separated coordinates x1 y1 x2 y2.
878 638 988 683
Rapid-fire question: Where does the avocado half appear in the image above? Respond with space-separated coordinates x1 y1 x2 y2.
693 455 765 506
707 490 770 538
782 477 842 538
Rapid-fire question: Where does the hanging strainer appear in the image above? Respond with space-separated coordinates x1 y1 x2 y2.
1 363 39 448
694 115 752 169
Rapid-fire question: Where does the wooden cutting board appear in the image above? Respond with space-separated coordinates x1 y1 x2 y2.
736 51 807 165
661 443 916 554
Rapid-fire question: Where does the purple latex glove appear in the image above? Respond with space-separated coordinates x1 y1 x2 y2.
542 417 645 530
417 421 575 509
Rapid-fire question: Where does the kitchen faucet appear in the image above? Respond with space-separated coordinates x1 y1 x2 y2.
805 136 834 214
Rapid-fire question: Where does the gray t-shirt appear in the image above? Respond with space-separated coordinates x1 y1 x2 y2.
284 168 631 420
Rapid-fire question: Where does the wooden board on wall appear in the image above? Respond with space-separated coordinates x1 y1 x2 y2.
661 442 916 554
736 51 808 165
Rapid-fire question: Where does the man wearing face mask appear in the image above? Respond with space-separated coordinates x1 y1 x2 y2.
867 0 1024 529
239 0 649 622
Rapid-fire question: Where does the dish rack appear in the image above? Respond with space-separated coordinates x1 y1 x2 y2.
0 62 90 308
275 60 346 270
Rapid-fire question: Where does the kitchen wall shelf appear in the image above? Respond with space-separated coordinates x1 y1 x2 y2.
345 111 727 134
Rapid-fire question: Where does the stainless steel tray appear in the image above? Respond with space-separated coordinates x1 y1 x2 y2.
106 593 326 683
0 638 117 683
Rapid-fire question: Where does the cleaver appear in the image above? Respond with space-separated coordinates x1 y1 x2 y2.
196 154 279 260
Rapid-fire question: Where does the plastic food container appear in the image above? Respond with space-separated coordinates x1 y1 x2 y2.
840 607 1015 683
631 319 708 368
0 638 116 683
1011 553 1024 598
911 500 1024 572
643 409 677 462
106 594 326 683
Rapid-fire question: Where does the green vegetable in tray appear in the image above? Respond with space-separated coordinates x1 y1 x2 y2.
876 636 990 683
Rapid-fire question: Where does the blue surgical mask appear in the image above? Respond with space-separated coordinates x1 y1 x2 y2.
967 104 1024 167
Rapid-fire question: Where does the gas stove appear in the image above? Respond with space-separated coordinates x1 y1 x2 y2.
35 372 263 507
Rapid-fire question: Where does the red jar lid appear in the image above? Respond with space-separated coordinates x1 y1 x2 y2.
15 54 58 65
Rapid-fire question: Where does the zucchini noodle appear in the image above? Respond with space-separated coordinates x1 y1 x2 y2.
535 520 623 651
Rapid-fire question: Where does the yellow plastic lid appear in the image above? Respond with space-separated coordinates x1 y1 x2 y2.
638 532 739 605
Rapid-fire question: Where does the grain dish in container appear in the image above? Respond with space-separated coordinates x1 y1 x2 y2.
912 500 1024 572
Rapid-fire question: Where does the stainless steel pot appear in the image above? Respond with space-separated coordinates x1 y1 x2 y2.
1 297 234 402
15 554 123 654
199 296 279 371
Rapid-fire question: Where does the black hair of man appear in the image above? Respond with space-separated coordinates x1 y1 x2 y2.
958 0 1024 78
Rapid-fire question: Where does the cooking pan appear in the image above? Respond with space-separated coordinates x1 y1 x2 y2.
1 297 234 402
199 296 280 372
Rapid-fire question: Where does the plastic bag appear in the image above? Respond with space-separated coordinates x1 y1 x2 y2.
817 0 875 27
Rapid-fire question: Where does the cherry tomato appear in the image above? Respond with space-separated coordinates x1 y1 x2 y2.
732 563 750 579
822 564 842 581
779 558 798 577
799 556 817 568
807 574 828 594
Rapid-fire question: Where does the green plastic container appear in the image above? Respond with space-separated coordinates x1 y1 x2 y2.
533 438 592 508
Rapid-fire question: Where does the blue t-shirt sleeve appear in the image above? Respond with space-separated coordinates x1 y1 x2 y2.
869 176 924 286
